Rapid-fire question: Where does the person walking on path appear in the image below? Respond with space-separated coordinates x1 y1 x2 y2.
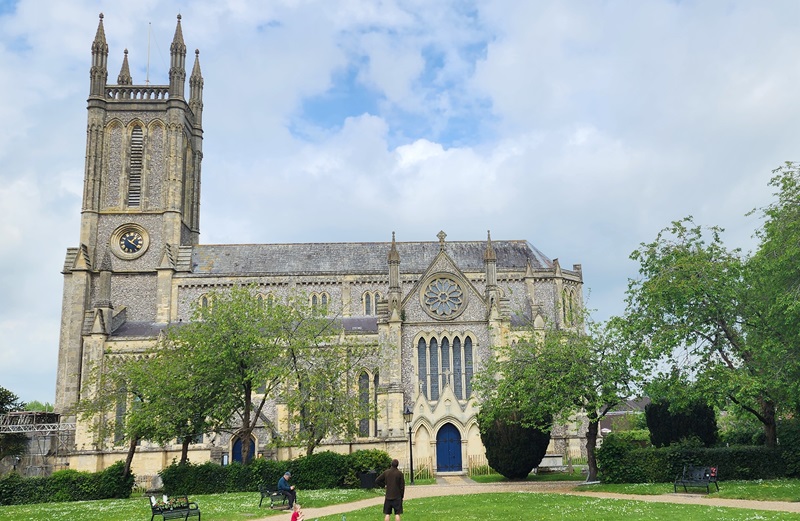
375 459 405 521
278 471 297 508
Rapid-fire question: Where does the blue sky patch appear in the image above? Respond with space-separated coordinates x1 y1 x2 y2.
0 0 17 16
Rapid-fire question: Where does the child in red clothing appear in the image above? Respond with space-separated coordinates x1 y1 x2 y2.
290 503 304 521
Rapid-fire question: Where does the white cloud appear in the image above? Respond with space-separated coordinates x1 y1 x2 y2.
0 0 797 403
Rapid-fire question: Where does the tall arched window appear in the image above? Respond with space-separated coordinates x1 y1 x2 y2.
372 371 379 435
358 372 370 437
417 339 427 398
429 338 439 400
127 125 143 207
452 337 463 399
364 293 372 315
114 383 127 445
441 338 450 391
417 335 475 401
321 293 328 308
465 337 473 397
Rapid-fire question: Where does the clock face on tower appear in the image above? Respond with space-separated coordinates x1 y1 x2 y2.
111 224 149 260
119 230 143 253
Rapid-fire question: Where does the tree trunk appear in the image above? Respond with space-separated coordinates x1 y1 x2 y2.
124 436 138 477
761 398 777 447
585 418 599 482
241 381 253 464
180 436 191 465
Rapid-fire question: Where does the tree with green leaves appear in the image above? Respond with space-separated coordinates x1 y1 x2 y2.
747 163 800 415
163 286 296 464
0 386 27 463
621 215 792 446
476 318 637 481
165 287 378 461
73 354 160 476
283 335 378 456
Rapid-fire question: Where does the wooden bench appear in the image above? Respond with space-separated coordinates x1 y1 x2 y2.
258 484 290 509
149 495 201 521
674 465 719 493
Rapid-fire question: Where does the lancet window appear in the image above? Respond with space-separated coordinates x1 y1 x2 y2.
417 335 474 401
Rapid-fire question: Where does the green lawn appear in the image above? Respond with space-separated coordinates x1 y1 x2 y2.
0 489 382 521
314 493 800 521
588 479 800 502
471 469 588 483
3 482 800 521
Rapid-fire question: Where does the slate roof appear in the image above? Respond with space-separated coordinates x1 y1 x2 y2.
190 240 552 276
112 321 169 337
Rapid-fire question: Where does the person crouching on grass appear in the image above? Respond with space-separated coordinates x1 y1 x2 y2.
375 458 405 521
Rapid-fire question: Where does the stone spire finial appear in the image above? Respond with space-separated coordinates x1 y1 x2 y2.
117 49 132 85
169 14 187 99
89 13 109 97
189 49 204 125
388 231 400 263
484 230 497 262
93 13 107 49
388 232 402 317
437 230 447 252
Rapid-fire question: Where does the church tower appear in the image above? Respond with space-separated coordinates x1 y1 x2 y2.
55 14 203 415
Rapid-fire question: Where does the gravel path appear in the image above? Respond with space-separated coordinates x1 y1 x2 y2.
255 476 800 520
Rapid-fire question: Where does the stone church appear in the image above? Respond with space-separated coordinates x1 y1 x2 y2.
54 15 584 476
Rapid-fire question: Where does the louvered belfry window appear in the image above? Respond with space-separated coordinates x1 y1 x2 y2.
127 126 143 206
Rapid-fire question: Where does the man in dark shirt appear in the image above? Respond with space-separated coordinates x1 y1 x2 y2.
277 471 296 508
375 459 405 521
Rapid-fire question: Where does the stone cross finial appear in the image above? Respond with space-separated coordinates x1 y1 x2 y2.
437 230 447 251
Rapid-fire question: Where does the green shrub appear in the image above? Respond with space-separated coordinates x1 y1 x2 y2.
0 461 133 505
596 433 644 483
478 409 551 479
344 449 392 488
161 450 393 495
777 419 800 477
645 399 718 448
597 438 786 483
250 456 285 489
289 451 347 489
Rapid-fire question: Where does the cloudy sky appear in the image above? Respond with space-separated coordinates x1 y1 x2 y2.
1 0 797 404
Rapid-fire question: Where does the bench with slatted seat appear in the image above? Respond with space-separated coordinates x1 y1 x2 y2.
674 465 719 494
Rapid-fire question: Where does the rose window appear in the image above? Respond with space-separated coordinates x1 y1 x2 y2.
424 278 464 317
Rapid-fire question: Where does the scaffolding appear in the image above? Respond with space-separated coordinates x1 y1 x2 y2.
0 412 75 476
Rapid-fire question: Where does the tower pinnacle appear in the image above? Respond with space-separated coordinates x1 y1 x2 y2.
169 14 187 99
89 13 108 97
117 49 132 85
189 49 204 125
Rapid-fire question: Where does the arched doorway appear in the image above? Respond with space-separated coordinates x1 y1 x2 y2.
436 423 462 472
232 436 255 463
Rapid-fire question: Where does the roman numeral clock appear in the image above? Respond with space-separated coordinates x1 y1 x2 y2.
111 224 149 260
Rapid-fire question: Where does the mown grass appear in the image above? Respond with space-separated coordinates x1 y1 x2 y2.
0 488 382 521
588 478 800 502
3 480 800 521
314 492 800 521
471 468 587 483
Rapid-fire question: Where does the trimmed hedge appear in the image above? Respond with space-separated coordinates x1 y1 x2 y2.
161 450 392 496
596 434 787 483
0 461 134 506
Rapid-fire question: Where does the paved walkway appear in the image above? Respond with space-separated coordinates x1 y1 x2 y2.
255 475 800 520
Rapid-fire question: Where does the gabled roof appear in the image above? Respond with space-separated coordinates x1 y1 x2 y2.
190 240 552 276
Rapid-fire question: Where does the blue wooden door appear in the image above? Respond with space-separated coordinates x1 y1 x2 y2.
436 423 462 472
232 437 255 463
